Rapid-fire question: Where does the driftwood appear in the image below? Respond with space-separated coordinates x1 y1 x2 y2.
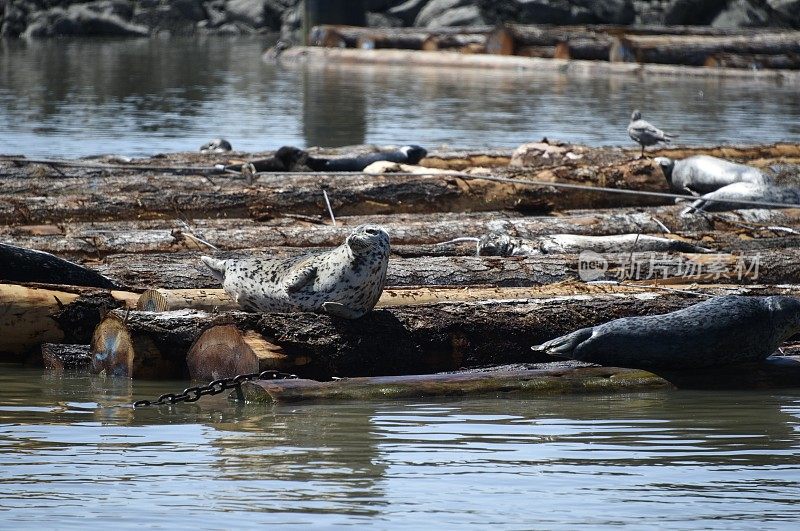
705 53 800 70
42 343 91 372
239 356 800 403
310 25 491 51
486 25 610 59
94 248 800 290
90 292 707 380
0 242 117 288
0 283 137 362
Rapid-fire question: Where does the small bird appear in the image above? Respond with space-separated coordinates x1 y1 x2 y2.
627 110 674 159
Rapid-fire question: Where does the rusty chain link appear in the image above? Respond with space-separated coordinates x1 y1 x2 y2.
133 370 298 408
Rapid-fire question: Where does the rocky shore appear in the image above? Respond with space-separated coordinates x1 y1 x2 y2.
1 0 798 39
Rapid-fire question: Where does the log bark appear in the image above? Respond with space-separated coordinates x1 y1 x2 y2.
486 25 611 59
309 25 492 51
89 292 727 380
95 247 800 290
42 343 91 372
4 206 800 257
0 283 137 362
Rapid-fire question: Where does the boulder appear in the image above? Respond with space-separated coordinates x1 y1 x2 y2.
663 0 727 25
424 5 485 26
226 0 283 30
388 0 429 25
22 2 149 38
712 0 787 28
768 0 800 26
133 0 205 35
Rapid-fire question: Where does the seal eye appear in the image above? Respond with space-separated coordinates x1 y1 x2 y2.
365 228 379 235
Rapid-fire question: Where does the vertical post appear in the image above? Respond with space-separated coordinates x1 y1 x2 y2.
304 0 366 45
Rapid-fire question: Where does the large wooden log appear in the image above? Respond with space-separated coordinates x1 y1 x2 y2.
4 206 800 257
0 283 137 363
239 355 800 402
95 246 800 290
42 343 91 372
486 25 611 59
241 363 672 403
309 25 492 51
90 292 707 379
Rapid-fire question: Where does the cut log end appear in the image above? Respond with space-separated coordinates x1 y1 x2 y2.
186 325 290 381
137 289 168 312
91 312 135 377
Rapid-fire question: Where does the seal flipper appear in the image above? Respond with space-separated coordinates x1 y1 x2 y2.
201 256 227 282
283 265 317 293
532 327 594 359
322 301 364 320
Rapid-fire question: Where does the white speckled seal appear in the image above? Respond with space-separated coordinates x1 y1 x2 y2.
201 225 390 319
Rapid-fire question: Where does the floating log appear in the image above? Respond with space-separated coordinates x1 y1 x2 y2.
619 32 800 67
485 25 610 60
704 53 800 70
241 362 671 403
91 292 725 380
240 355 800 403
0 242 117 288
0 283 137 363
42 343 91 372
309 25 492 51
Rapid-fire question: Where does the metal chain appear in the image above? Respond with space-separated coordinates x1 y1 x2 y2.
133 370 298 408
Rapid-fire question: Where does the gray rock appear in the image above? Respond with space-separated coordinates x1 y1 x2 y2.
424 5 485 27
226 0 283 30
22 2 149 38
712 0 784 28
367 11 403 27
133 0 205 35
414 0 468 27
388 0 429 25
769 0 800 25
663 0 727 25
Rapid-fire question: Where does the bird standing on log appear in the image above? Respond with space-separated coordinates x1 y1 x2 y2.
627 110 674 158
201 225 390 319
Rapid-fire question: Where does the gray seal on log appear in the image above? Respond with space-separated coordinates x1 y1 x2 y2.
532 295 800 370
201 225 390 319
683 181 800 214
627 110 674 158
478 233 710 256
655 155 766 195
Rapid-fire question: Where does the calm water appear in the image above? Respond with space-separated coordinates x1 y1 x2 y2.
2 365 800 528
1 37 800 158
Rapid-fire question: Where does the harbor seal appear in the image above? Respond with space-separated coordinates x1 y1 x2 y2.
278 145 428 172
201 225 390 319
532 295 800 370
627 110 674 158
478 233 710 256
200 139 232 153
683 181 800 214
655 155 766 195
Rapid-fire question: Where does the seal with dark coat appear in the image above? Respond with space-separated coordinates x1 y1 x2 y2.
627 110 674 158
656 155 766 195
532 295 800 370
201 225 390 319
276 145 427 172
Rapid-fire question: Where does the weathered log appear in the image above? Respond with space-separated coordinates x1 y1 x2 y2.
240 362 671 403
705 53 800 70
486 25 611 60
95 246 800 290
0 242 117 288
309 25 492 51
620 32 800 67
4 205 800 257
0 283 137 363
42 343 91 372
239 354 800 402
90 292 737 380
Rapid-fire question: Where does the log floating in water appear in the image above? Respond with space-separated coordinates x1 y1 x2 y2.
91 292 729 380
239 355 800 403
309 25 492 51
0 283 137 363
42 343 91 372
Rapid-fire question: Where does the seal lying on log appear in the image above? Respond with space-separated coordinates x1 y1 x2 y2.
532 295 800 370
478 233 711 256
201 225 390 319
655 155 765 195
683 182 800 214
274 145 428 172
0 242 117 288
199 139 232 153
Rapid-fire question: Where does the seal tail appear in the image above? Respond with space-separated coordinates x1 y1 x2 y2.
201 256 227 282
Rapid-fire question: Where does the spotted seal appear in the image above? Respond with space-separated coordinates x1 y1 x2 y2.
478 233 711 256
201 225 390 319
532 295 800 370
655 155 765 195
627 110 674 158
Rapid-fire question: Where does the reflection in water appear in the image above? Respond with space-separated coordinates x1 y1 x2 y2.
2 365 800 527
1 38 799 158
